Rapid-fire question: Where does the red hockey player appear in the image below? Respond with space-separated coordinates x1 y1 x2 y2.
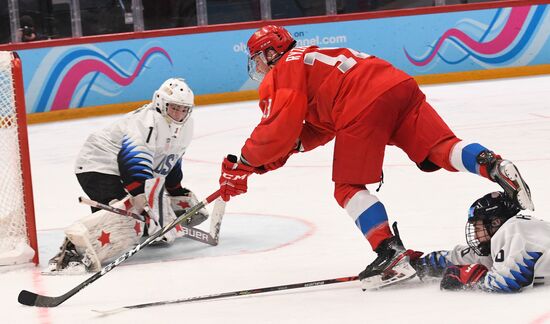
218 25 534 290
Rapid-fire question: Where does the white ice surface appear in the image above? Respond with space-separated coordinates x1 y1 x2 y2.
2 75 550 323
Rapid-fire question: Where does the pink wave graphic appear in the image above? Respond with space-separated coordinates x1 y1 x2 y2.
407 6 530 66
50 47 171 110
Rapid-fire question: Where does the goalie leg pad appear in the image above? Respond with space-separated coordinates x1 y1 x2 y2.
148 194 185 246
170 189 209 227
150 199 177 246
64 197 144 270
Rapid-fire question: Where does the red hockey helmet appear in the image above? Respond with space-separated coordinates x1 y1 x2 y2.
247 25 296 81
247 25 296 57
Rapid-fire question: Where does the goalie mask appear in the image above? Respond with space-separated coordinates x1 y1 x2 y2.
465 191 520 256
247 25 296 82
152 78 194 125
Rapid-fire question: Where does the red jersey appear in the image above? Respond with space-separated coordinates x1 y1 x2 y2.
241 46 412 167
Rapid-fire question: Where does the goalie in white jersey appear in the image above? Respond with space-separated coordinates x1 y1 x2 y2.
48 78 209 273
412 191 549 292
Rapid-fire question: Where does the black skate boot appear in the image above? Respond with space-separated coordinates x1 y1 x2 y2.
477 151 534 211
47 237 92 275
359 222 417 290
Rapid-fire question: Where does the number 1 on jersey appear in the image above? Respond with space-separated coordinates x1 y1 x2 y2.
304 49 370 73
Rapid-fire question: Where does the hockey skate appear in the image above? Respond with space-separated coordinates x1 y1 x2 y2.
478 151 534 210
46 238 92 275
359 222 417 291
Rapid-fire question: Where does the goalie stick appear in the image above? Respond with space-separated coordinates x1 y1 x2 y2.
93 275 360 314
78 197 225 246
17 190 221 308
78 197 147 221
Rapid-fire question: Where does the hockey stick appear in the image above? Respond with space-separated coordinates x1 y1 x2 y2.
78 197 147 221
78 197 225 246
18 190 221 308
93 275 359 314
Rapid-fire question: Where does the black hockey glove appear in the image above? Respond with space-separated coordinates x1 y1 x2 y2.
440 264 487 291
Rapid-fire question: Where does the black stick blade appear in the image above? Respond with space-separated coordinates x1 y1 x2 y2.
18 290 38 306
18 290 66 307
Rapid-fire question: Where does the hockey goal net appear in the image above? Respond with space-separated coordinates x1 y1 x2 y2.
0 51 38 266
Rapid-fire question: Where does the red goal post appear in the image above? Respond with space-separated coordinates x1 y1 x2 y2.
0 51 38 266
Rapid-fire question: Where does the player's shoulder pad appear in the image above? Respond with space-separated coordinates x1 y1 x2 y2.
137 104 163 125
122 105 160 136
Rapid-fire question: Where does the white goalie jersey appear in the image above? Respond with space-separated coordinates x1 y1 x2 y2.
75 104 193 191
443 215 550 292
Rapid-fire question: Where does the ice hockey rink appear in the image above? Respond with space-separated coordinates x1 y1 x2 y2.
2 75 550 323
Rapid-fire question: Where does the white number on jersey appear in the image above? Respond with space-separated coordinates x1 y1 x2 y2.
303 49 370 74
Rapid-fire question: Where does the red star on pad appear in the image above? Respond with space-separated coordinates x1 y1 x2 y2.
177 200 190 209
134 221 141 236
175 224 182 232
98 230 111 246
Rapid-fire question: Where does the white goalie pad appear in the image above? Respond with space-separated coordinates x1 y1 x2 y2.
64 196 144 271
141 178 179 245
169 190 209 227
64 178 169 269
63 178 216 269
158 199 202 245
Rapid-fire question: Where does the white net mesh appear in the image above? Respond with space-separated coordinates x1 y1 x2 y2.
0 51 33 265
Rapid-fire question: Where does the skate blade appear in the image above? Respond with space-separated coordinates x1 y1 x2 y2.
361 254 417 291
361 267 416 290
501 162 534 211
